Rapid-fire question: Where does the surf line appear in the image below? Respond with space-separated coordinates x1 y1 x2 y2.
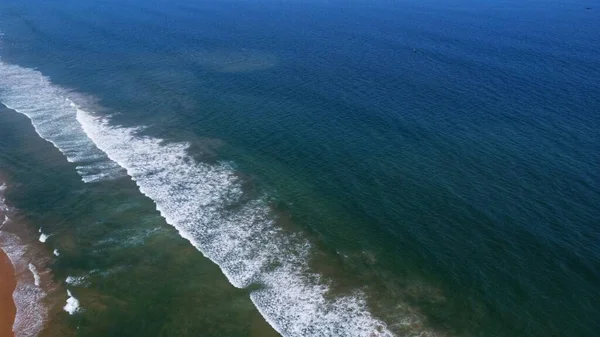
76 109 394 337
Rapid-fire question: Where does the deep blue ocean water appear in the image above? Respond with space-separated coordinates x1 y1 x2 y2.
0 0 599 336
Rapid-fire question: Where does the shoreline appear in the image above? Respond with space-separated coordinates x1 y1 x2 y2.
0 248 16 337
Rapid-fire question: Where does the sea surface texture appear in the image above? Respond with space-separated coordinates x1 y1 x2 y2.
0 0 599 336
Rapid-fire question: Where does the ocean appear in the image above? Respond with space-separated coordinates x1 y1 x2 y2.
0 0 599 336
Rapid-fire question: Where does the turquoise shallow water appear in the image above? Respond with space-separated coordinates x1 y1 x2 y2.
0 0 599 336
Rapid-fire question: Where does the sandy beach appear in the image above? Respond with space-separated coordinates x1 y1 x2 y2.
0 248 15 337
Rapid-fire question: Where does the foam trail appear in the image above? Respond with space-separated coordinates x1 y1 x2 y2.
66 275 88 287
28 263 41 286
0 61 126 183
77 111 394 337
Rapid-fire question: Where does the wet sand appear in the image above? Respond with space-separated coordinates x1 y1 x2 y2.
0 248 16 337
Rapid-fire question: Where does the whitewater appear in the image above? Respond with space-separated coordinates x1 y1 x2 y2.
0 61 126 183
0 60 394 337
0 182 49 337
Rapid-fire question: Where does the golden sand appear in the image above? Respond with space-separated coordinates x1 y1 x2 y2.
0 248 15 337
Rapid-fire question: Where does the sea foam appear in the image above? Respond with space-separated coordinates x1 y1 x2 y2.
0 61 126 183
1 58 394 336
64 290 81 315
38 233 48 243
28 263 41 286
76 110 394 337
66 275 89 287
1 234 50 337
0 185 49 337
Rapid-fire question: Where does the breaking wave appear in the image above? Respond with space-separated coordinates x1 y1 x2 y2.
0 181 50 337
77 110 393 337
63 290 81 315
1 60 394 337
0 61 126 183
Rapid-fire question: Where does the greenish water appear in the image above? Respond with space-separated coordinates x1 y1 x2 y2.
0 0 599 336
0 105 279 337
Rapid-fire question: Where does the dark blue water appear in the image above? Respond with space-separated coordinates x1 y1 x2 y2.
0 0 599 336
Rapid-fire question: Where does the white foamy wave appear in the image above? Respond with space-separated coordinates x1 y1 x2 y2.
66 275 88 287
0 61 126 183
0 181 52 337
0 186 8 213
64 290 81 315
0 233 49 337
38 233 48 243
77 111 394 337
28 263 41 286
65 267 123 288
